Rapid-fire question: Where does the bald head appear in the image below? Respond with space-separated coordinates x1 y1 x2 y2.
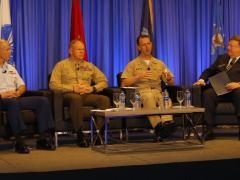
0 39 11 63
0 39 9 47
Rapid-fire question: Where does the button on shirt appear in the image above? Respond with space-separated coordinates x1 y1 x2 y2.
0 63 25 93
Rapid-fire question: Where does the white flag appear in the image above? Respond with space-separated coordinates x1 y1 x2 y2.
0 0 12 41
0 0 13 64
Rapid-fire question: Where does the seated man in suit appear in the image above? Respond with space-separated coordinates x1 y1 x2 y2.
194 35 240 140
121 34 176 142
0 39 55 154
49 39 110 147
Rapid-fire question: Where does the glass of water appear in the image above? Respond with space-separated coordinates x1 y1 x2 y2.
129 92 136 110
113 93 120 110
177 91 184 108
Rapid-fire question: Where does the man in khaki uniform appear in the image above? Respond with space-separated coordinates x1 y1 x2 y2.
49 39 110 147
121 34 175 142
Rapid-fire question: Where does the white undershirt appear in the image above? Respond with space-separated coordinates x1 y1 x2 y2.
144 60 150 65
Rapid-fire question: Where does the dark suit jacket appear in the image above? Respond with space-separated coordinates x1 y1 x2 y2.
200 54 240 82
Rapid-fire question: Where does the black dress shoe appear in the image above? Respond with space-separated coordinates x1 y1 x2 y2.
155 121 175 140
154 123 164 142
154 135 164 142
36 139 56 150
15 142 30 154
161 121 176 138
77 130 89 148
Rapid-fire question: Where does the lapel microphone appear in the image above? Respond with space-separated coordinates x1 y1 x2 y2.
147 67 150 70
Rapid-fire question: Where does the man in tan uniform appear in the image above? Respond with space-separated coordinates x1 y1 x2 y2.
121 34 175 142
49 39 110 147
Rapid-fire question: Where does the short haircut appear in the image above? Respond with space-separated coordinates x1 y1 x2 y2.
69 39 84 49
136 34 152 45
0 39 8 49
229 35 240 45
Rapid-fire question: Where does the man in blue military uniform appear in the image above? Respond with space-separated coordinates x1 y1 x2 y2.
0 39 56 153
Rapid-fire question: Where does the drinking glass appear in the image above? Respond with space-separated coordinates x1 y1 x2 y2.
177 91 184 108
113 93 120 110
129 92 136 110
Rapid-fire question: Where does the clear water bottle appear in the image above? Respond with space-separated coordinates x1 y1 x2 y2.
185 89 191 108
119 91 125 110
163 89 169 109
135 93 141 110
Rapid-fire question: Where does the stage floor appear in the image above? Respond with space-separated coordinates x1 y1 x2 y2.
0 136 240 173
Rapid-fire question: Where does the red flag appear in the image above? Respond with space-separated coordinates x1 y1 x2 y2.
70 0 88 60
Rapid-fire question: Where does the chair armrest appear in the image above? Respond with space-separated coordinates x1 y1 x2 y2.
22 90 51 97
22 90 53 108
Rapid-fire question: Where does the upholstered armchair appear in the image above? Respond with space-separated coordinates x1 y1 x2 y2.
191 85 240 139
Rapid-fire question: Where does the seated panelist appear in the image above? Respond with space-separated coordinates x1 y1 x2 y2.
49 39 111 147
194 35 240 140
0 39 55 154
121 34 176 142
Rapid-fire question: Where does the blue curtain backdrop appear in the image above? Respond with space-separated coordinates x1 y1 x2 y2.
9 0 240 90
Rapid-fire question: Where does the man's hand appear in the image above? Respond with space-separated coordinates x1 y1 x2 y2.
225 82 240 90
0 90 20 98
79 85 93 94
193 79 206 86
162 69 172 81
73 83 93 94
136 71 153 80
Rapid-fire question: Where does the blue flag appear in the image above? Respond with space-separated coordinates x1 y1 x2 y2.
140 0 154 40
211 0 225 64
0 0 14 64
